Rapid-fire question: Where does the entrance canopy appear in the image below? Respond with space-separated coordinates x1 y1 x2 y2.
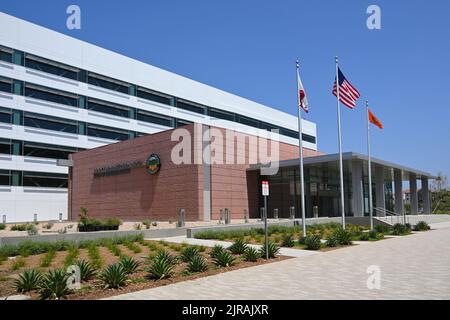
248 152 435 219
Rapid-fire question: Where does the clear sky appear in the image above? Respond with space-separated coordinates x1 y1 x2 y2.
1 0 449 180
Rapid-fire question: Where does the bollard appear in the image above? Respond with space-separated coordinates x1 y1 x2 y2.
224 208 231 225
59 213 63 222
2 215 6 224
313 206 319 218
177 208 185 228
244 209 249 223
289 206 295 220
33 213 37 223
273 208 279 220
219 208 224 224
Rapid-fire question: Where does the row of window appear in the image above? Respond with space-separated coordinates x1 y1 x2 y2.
0 45 316 144
0 169 67 188
0 106 192 142
0 138 82 160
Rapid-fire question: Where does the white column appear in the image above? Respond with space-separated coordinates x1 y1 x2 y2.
421 176 431 214
409 173 418 215
351 160 364 217
375 166 385 216
394 169 403 215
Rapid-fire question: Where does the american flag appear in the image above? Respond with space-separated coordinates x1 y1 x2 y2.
332 68 360 109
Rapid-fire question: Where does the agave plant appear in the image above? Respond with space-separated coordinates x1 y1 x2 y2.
281 234 295 247
213 251 235 267
259 241 280 259
14 269 43 293
186 255 208 273
333 227 353 245
243 247 260 262
304 235 322 250
75 260 97 281
99 263 129 289
179 246 199 262
414 221 431 231
38 269 72 300
325 236 338 248
147 250 176 280
228 238 248 255
209 245 225 259
119 256 141 275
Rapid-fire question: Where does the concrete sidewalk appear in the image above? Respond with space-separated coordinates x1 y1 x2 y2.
107 224 450 300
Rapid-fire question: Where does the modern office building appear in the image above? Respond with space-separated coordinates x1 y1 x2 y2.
0 13 318 223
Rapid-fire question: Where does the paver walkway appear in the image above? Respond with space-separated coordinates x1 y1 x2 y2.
107 224 450 300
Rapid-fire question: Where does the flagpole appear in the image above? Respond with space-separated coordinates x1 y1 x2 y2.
366 100 374 231
335 56 346 229
296 60 307 237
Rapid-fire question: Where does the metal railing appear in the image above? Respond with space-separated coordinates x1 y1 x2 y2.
373 207 409 225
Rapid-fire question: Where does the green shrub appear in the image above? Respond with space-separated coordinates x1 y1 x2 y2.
374 224 391 234
368 230 378 239
228 238 248 255
146 242 159 251
305 235 322 250
38 269 72 300
186 255 208 273
375 232 385 240
358 232 370 241
104 217 122 227
99 264 129 289
243 247 260 262
124 241 142 254
87 244 102 269
405 223 412 231
14 269 43 293
0 223 6 230
11 257 26 271
413 221 430 231
213 250 235 267
43 222 54 230
180 246 199 262
147 250 176 280
40 250 56 268
142 220 152 229
259 241 280 258
298 236 307 245
210 245 225 259
333 227 353 245
106 242 123 257
119 256 141 274
10 224 27 231
392 223 410 235
281 234 295 247
325 236 338 248
64 246 79 267
75 260 97 281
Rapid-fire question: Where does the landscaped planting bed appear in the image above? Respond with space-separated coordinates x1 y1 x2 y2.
194 221 432 251
0 235 288 300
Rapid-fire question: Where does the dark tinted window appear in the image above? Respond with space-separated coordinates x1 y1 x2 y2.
24 112 78 134
24 142 77 159
0 47 12 63
0 78 12 93
177 100 205 115
25 55 78 80
88 73 129 94
87 124 128 141
23 171 68 188
25 84 78 107
0 139 11 155
209 108 235 121
0 170 10 186
237 115 260 128
0 108 11 124
176 119 192 127
137 88 171 105
87 99 129 118
137 111 172 127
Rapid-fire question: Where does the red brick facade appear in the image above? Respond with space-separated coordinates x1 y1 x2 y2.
69 124 323 221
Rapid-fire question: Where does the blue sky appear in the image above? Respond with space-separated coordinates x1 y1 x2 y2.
1 0 449 180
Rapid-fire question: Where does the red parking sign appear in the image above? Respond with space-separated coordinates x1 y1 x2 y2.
262 181 269 196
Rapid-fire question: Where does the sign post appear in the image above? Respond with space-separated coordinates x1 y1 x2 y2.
261 181 269 260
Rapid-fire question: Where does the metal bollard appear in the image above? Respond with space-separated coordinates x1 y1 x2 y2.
313 206 319 218
34 213 37 223
59 213 63 222
289 206 295 220
273 208 279 220
224 208 231 225
244 209 249 223
219 208 224 224
177 208 185 228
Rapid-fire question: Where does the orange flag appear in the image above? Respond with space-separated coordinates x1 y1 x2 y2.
368 109 383 129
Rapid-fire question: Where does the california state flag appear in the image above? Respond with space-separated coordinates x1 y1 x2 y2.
297 68 309 113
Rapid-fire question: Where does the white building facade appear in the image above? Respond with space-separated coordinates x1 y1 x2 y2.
0 13 317 223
